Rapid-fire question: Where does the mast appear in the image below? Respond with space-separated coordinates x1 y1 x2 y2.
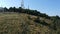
21 0 24 9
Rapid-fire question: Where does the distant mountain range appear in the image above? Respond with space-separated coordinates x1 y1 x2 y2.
0 7 4 12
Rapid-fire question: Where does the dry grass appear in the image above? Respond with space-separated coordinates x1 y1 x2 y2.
0 13 59 34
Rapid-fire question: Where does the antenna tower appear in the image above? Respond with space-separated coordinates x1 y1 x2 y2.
27 0 29 9
21 0 24 8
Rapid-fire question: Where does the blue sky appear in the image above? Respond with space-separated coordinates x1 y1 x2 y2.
0 0 60 16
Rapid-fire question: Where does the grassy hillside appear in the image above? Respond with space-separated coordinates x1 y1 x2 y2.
0 12 60 34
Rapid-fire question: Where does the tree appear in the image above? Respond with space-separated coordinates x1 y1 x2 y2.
56 15 60 19
13 7 17 12
18 7 22 13
4 7 8 12
9 7 13 12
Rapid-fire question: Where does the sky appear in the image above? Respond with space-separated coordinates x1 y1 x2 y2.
0 0 60 16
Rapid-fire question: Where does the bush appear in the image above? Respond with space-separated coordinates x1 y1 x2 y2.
34 17 50 26
34 17 40 23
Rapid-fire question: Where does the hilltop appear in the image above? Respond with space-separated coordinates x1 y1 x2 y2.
0 7 60 34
